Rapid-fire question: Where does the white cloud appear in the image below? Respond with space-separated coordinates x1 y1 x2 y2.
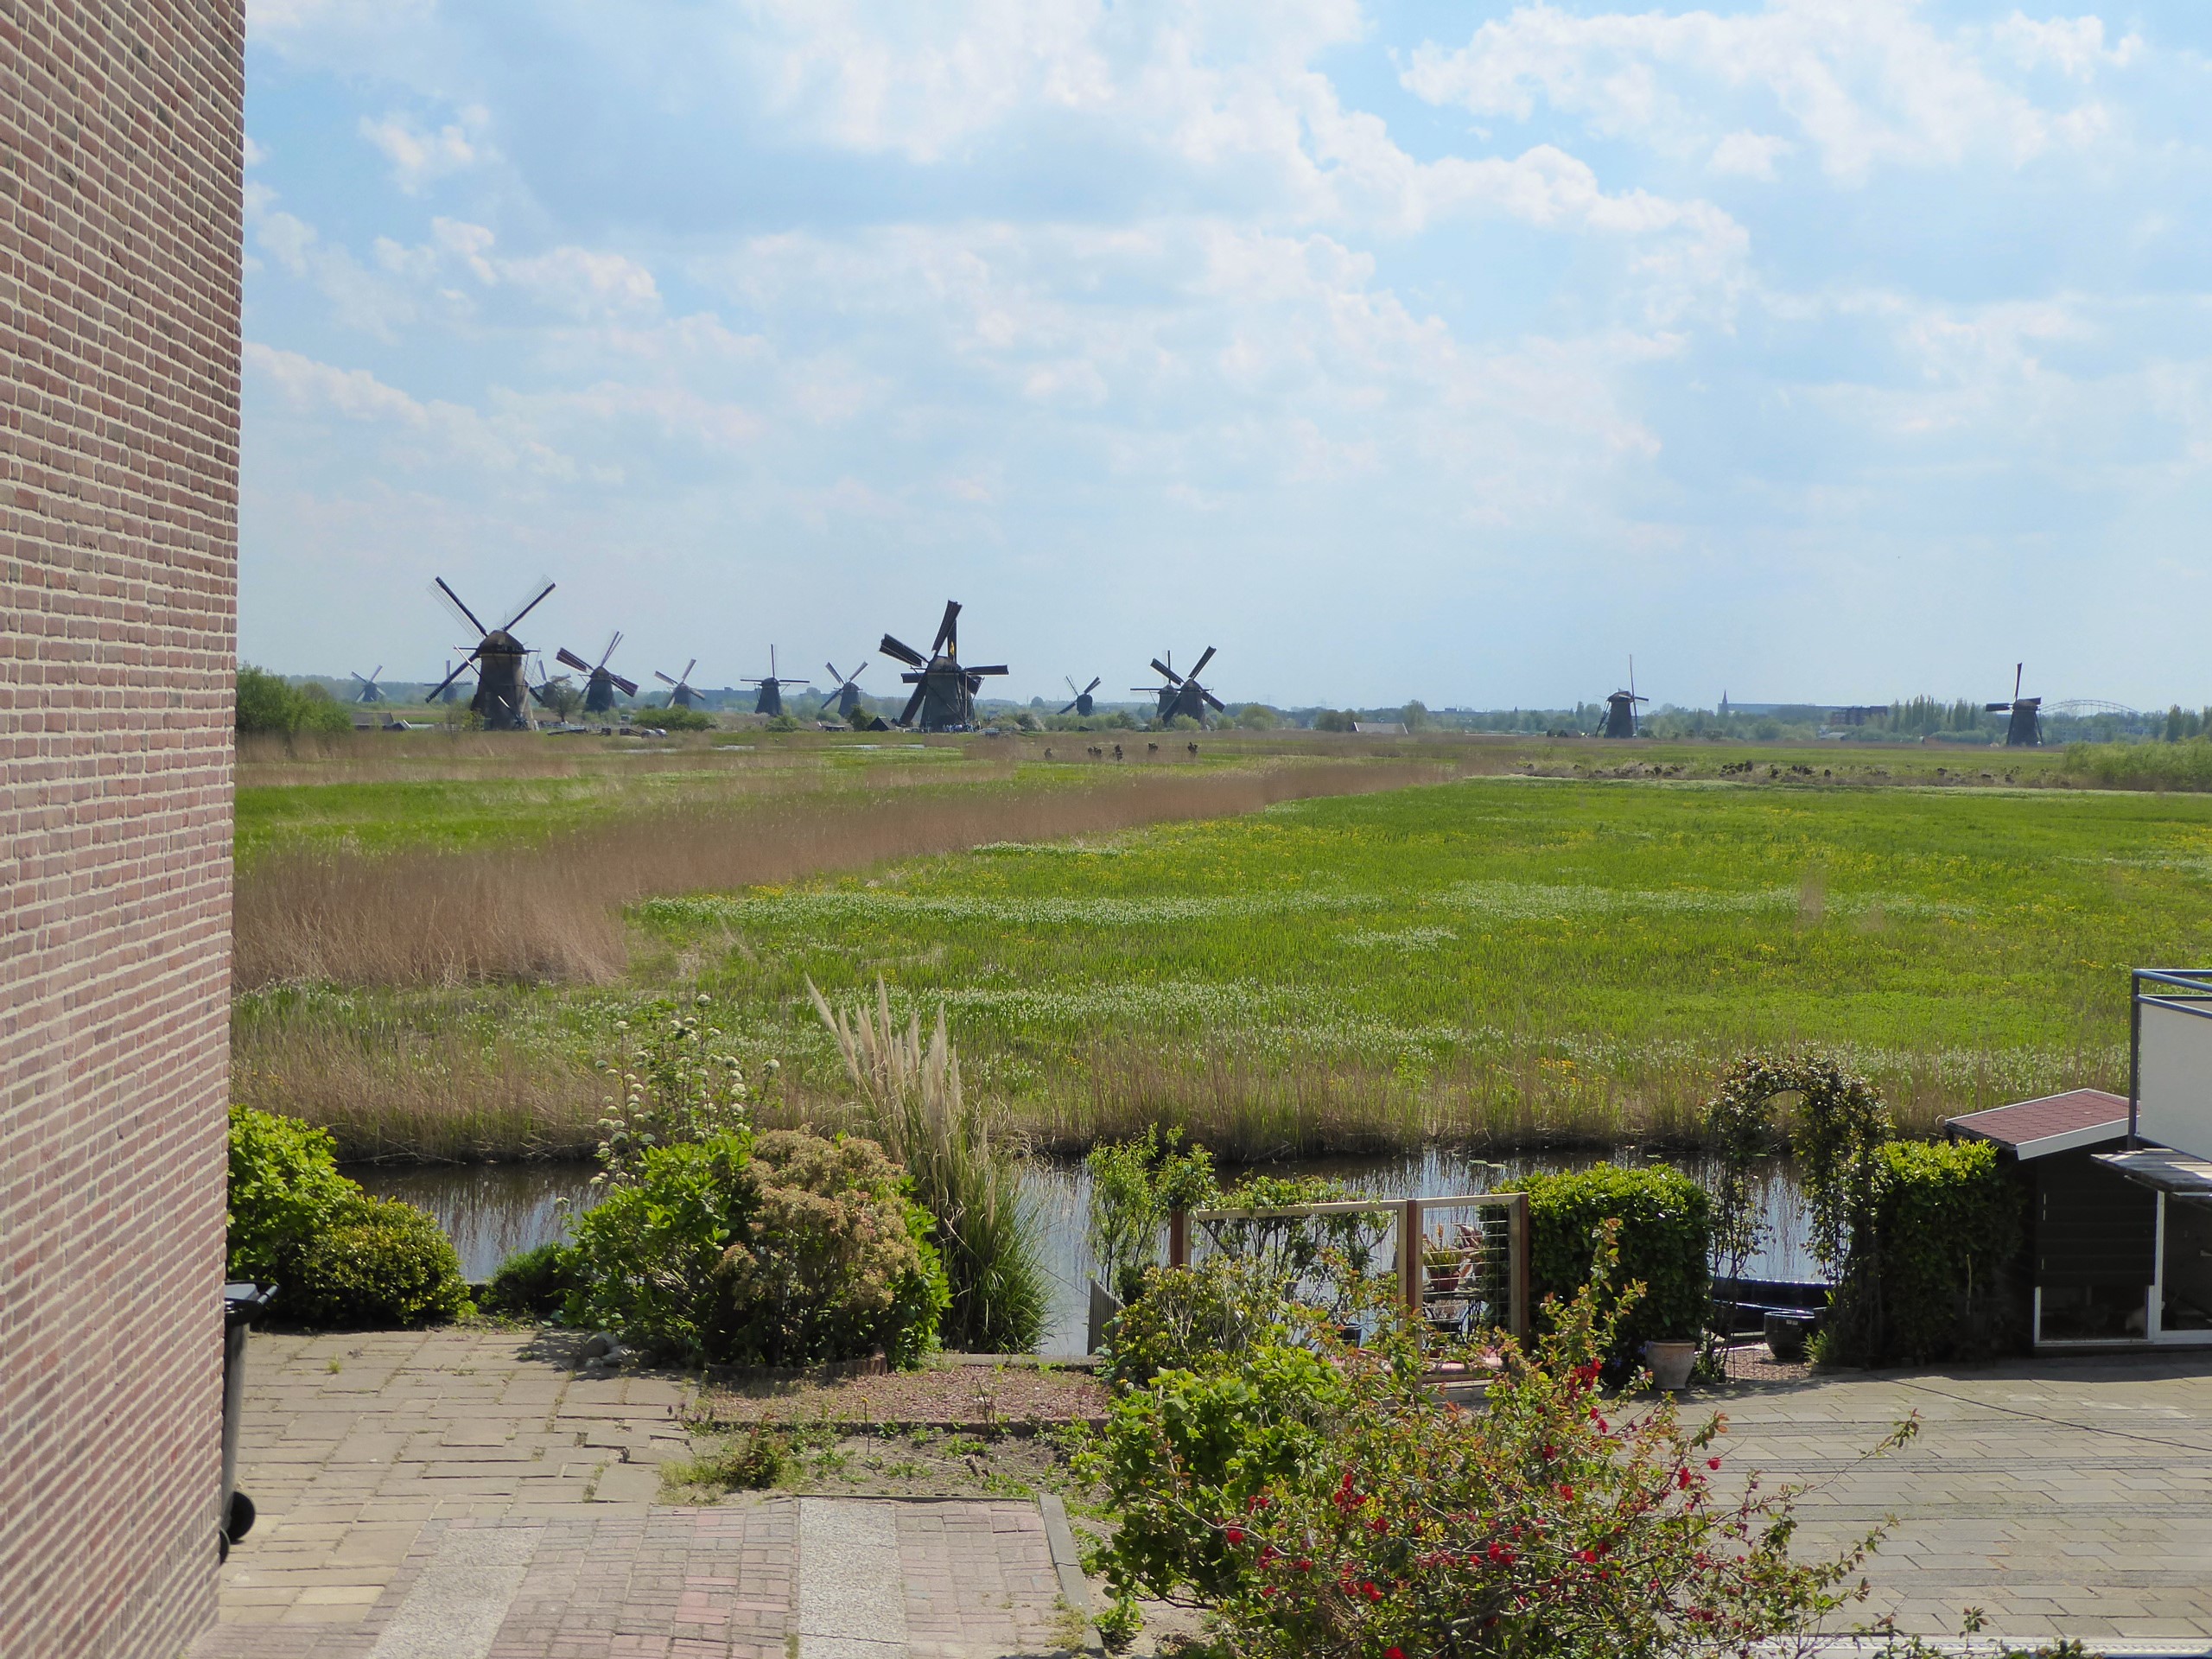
359 107 491 193
1994 13 2141 79
1709 130 1792 179
1402 1 2127 184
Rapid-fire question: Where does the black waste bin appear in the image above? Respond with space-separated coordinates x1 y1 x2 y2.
220 1282 275 1561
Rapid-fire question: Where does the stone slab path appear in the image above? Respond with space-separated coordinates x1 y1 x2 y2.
196 1327 2212 1656
192 1329 1085 1658
1719 1353 2212 1652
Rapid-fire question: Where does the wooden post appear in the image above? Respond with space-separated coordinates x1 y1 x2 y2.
1507 1192 1530 1341
1401 1197 1425 1313
1168 1206 1189 1270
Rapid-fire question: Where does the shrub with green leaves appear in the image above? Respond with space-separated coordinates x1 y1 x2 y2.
281 1196 472 1328
226 1105 469 1328
482 1241 582 1319
707 1129 948 1370
226 1104 357 1284
1078 1342 1351 1605
1102 1256 1324 1390
1826 1139 2025 1365
564 1132 758 1357
1501 1164 1711 1362
1086 1127 1218 1305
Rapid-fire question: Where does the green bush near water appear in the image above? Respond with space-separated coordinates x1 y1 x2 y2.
482 1241 582 1318
226 1104 470 1327
1500 1164 1711 1363
237 665 353 736
1821 1138 2026 1365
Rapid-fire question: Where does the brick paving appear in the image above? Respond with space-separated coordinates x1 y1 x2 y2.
192 1328 1084 1657
196 1325 2212 1655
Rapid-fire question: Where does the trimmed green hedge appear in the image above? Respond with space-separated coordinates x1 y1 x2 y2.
1828 1138 2024 1364
1501 1165 1711 1362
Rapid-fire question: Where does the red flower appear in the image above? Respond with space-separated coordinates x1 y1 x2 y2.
1386 1649 1405 1659
1225 1527 1244 1545
1677 1466 1694 1489
1707 1458 1721 1470
1576 1548 1599 1564
1558 1484 1575 1502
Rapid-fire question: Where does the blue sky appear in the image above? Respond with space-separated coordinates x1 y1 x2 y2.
241 1 2212 710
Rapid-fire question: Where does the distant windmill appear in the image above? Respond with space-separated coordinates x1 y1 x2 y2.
1059 676 1102 717
556 632 639 715
425 576 556 731
818 659 869 720
1134 647 1224 728
1596 658 1647 739
743 646 811 719
1986 663 2044 747
879 601 1007 732
435 659 467 704
653 658 703 710
350 667 386 704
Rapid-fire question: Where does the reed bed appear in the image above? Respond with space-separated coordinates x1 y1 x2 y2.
236 758 1449 989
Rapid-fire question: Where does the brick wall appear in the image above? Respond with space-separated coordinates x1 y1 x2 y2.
0 2 244 1655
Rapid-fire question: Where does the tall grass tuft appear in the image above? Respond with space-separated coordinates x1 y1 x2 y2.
809 978 1048 1354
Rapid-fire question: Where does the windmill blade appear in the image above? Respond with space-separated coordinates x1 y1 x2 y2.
849 658 867 683
1201 688 1226 712
1066 677 1081 697
556 647 593 674
1058 700 1079 715
1188 645 1217 679
964 664 1007 677
2014 662 2024 701
654 671 679 687
1984 702 2012 713
432 577 486 638
931 600 961 656
501 580 556 632
899 671 928 684
352 671 372 687
826 662 845 685
897 684 927 726
424 653 477 703
1083 677 1101 696
683 659 696 685
598 630 622 671
1149 658 1183 685
609 673 639 698
880 633 926 669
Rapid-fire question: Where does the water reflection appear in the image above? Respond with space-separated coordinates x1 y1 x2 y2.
355 1149 1812 1357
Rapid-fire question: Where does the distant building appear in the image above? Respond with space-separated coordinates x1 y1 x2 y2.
1352 721 1408 735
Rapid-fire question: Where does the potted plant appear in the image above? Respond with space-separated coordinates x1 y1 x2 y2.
1423 1239 1471 1296
1642 1337 1699 1391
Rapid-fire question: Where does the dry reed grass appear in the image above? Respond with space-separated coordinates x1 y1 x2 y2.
235 759 1449 989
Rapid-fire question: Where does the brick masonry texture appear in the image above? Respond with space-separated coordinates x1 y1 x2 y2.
0 2 244 1656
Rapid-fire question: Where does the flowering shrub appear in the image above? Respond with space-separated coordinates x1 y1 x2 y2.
1083 1230 1913 1656
565 1132 758 1357
708 1130 949 1370
591 997 755 1190
1102 1257 1325 1390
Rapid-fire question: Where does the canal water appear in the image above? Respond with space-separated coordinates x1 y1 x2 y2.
357 1150 1814 1357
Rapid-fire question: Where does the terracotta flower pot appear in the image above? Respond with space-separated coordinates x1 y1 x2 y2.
1643 1339 1698 1391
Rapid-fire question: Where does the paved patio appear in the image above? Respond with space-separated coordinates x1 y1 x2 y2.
194 1326 2212 1656
192 1328 1085 1657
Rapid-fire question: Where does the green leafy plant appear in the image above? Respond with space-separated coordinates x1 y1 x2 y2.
707 1129 949 1370
226 1104 468 1328
644 705 716 732
1500 1165 1711 1362
564 1132 758 1357
280 1195 472 1327
1102 1256 1326 1391
226 1104 357 1283
1086 1127 1219 1305
591 997 755 1191
1830 1139 2024 1365
482 1240 581 1318
1082 1229 1917 1659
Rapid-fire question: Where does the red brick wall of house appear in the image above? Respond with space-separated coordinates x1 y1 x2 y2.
0 2 244 1654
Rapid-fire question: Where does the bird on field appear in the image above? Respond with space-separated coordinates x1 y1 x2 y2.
1187 741 1198 757
1114 744 1123 760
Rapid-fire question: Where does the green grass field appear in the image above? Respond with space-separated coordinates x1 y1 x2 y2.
233 734 2187 1159
636 774 2212 1149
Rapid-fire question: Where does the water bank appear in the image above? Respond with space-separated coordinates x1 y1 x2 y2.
358 1147 1814 1357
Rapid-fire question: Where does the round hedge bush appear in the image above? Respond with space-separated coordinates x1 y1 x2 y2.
278 1195 472 1328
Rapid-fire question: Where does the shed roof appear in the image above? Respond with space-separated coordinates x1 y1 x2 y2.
1945 1089 2131 1160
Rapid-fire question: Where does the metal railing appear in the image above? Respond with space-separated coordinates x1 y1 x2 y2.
1168 1192 1529 1342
